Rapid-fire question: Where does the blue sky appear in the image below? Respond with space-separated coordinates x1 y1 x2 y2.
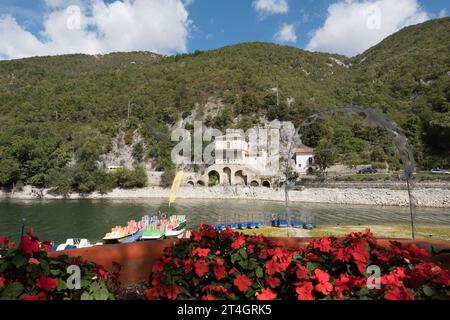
0 0 448 60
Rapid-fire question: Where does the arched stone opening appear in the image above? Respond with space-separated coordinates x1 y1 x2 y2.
250 180 259 187
234 170 247 186
262 181 271 188
223 167 231 185
208 170 220 186
197 180 205 187
187 181 195 187
307 167 315 175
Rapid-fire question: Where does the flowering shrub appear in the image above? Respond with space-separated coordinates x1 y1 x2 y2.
146 225 450 300
0 229 119 300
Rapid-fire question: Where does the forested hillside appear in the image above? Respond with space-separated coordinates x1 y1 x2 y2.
0 17 449 192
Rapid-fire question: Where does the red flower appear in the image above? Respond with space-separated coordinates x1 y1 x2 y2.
191 231 202 242
231 235 246 250
267 276 281 289
313 237 332 253
314 269 333 296
191 247 211 258
221 227 234 239
0 276 5 288
296 282 314 300
296 264 308 280
201 295 217 300
259 249 268 260
194 259 209 277
233 274 253 293
184 259 194 273
19 292 47 300
20 236 40 255
0 237 14 248
94 265 108 280
314 269 330 283
384 287 414 300
213 259 227 281
265 254 291 276
165 284 181 300
256 288 277 300
350 239 369 274
152 260 165 273
203 285 229 295
36 274 58 292
408 244 430 259
27 228 40 241
333 274 351 299
146 288 159 300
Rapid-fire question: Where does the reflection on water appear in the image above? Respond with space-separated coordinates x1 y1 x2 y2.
1 199 450 243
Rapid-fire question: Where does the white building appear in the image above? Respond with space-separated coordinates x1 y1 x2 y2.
214 133 274 174
294 146 315 175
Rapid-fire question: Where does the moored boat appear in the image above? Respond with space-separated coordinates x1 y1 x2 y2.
103 219 142 243
51 238 101 252
164 215 187 238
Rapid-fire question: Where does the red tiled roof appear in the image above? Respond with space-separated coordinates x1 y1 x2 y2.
294 146 314 154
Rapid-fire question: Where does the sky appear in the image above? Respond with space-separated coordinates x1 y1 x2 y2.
0 0 448 60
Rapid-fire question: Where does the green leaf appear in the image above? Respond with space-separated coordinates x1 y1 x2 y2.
56 280 68 292
306 262 320 273
231 253 241 264
356 287 370 298
94 287 110 300
80 291 92 300
238 260 248 269
40 259 50 274
247 258 258 271
423 285 437 297
239 248 248 260
255 266 264 278
11 254 28 268
0 282 24 300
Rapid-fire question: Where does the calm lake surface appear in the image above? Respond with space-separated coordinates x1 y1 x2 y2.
1 199 450 243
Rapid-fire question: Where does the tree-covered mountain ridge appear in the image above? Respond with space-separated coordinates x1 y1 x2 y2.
0 17 449 192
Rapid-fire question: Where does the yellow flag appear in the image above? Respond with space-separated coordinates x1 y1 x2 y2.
169 171 184 206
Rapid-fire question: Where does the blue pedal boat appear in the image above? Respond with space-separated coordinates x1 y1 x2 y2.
238 222 249 229
291 221 304 229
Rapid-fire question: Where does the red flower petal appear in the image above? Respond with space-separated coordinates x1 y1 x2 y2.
36 274 58 292
233 274 253 293
231 235 246 250
256 288 277 300
194 259 209 277
267 276 281 289
146 287 159 300
20 236 40 255
296 282 314 300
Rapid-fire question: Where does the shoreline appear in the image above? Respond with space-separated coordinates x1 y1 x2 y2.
1 185 450 208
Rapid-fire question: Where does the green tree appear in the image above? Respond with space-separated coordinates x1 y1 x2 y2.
314 141 336 176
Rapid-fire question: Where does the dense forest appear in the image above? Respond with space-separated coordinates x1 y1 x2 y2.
0 17 449 192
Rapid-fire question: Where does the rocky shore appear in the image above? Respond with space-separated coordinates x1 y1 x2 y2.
1 185 450 208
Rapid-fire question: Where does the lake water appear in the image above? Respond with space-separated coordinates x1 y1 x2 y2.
1 199 450 243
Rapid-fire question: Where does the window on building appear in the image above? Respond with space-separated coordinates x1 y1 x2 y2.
308 157 313 165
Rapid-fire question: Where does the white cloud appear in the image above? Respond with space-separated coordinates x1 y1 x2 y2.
253 0 288 15
306 0 430 57
274 23 297 43
438 9 447 18
0 0 190 60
